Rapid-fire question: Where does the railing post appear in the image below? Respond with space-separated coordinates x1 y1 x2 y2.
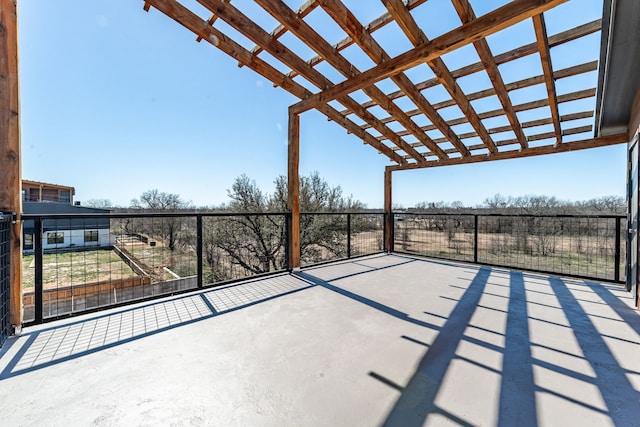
34 217 43 324
347 213 351 258
474 215 479 263
196 215 203 288
284 213 290 271
615 216 621 282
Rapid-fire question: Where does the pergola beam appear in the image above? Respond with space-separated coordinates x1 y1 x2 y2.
388 133 628 171
254 0 447 160
249 0 318 57
391 111 595 155
360 61 598 128
352 20 601 112
289 0 429 80
319 0 470 157
533 13 562 144
450 0 528 149
383 86 596 141
195 0 423 163
382 0 497 154
144 0 406 164
291 0 569 114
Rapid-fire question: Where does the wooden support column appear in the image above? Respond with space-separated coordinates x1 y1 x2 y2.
384 167 393 252
287 108 300 270
0 0 22 327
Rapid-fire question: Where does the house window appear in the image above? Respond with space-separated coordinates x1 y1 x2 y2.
47 232 64 245
84 230 98 243
24 233 33 250
60 190 71 203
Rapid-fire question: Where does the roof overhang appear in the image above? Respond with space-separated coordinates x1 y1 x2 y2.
596 0 640 137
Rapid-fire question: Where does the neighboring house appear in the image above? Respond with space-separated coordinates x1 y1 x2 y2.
22 180 75 204
21 181 111 253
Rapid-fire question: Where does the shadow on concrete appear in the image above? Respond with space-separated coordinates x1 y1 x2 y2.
548 277 640 424
299 261 640 426
0 274 313 380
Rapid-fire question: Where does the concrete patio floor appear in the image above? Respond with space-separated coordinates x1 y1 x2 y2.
1 254 640 426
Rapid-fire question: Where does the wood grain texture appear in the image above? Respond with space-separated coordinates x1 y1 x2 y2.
0 0 23 326
292 0 568 113
388 133 628 171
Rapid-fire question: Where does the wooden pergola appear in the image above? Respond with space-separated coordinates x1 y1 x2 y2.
137 0 626 268
1 0 639 325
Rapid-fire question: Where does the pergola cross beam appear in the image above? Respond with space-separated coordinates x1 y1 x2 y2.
291 0 570 114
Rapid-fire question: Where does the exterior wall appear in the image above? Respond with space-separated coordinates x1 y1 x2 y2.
39 229 112 252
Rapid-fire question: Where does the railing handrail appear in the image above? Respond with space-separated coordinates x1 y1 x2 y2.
20 210 386 220
393 211 626 219
20 211 291 220
300 211 384 216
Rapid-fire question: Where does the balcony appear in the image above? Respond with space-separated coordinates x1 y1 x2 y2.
1 252 639 425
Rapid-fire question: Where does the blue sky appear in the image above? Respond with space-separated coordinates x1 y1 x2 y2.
18 0 625 208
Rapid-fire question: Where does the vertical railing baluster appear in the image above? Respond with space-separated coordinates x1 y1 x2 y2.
615 216 621 283
34 217 43 324
197 215 203 288
347 213 351 259
285 213 291 270
474 215 479 264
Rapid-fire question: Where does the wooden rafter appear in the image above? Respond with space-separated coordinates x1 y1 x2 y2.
319 0 470 157
392 110 594 149
388 133 628 171
143 0 605 169
385 88 596 143
364 61 597 130
254 0 448 160
144 0 407 163
291 0 569 114
195 0 424 163
450 0 528 149
382 0 497 154
533 13 562 144
288 0 429 79
195 0 230 43
354 21 601 112
249 0 318 58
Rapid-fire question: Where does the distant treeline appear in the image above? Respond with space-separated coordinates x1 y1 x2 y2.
410 194 626 215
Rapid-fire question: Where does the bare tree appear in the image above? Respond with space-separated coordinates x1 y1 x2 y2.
203 172 366 277
84 198 113 208
130 189 193 251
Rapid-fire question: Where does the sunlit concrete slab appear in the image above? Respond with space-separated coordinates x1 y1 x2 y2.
1 254 639 426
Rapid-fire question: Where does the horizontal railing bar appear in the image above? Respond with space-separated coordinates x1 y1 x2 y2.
20 212 290 220
20 211 386 220
301 211 384 215
394 212 626 219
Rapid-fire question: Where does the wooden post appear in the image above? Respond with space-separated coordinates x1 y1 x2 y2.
288 109 300 269
0 0 22 327
384 167 393 252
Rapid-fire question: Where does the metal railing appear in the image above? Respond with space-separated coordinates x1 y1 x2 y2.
0 214 12 348
21 211 381 325
392 212 626 283
14 210 629 326
21 212 290 324
300 212 384 266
